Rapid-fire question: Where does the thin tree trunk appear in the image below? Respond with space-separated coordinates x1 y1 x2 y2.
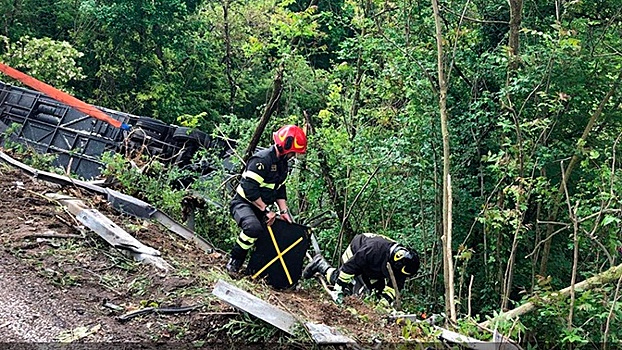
316 149 354 237
431 0 456 323
568 201 579 329
447 174 456 317
560 159 580 330
531 198 542 294
508 0 523 70
602 275 622 349
431 149 440 304
298 111 313 214
348 34 364 140
223 0 236 113
244 63 284 162
501 215 521 311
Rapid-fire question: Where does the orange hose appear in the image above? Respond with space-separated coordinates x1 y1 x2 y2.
0 62 129 130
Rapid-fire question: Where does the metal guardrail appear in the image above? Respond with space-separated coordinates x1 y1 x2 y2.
0 150 217 253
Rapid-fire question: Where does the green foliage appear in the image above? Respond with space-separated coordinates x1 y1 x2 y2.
177 112 208 129
70 0 228 121
4 0 622 345
517 283 622 346
1 123 61 172
100 152 187 218
0 35 85 91
217 312 280 343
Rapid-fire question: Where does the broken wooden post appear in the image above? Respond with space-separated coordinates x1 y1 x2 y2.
386 261 402 311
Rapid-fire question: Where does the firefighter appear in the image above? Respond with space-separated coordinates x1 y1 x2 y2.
225 125 307 274
302 233 419 304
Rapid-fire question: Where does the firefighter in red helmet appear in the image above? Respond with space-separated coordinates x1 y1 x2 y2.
226 125 308 274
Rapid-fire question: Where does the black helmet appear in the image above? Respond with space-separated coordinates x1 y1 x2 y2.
390 246 420 277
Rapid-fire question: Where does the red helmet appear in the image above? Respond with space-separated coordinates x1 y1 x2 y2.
273 125 307 155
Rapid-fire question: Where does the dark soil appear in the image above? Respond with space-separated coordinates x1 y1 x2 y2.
0 157 406 347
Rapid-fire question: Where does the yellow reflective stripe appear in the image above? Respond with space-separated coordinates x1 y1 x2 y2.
236 185 247 199
239 232 257 243
326 267 336 282
242 170 264 183
341 246 353 263
383 286 396 298
338 271 354 284
242 170 275 189
236 232 257 250
236 238 254 250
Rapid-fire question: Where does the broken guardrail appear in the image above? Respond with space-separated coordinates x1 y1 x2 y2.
0 150 216 254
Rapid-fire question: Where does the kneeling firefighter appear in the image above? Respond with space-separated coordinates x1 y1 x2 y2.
302 233 419 304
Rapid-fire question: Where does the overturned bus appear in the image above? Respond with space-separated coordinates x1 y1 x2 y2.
0 80 235 180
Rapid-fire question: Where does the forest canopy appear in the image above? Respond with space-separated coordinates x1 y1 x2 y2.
2 0 622 345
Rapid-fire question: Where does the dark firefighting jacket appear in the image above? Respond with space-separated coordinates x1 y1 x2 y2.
336 233 406 302
236 145 288 205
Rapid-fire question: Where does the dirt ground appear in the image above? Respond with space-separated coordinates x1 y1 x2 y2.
0 155 409 347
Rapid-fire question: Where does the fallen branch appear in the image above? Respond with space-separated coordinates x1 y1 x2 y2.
117 304 202 322
22 231 83 240
480 262 622 328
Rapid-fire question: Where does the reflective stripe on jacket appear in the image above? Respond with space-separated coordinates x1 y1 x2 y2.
236 145 288 204
340 233 406 295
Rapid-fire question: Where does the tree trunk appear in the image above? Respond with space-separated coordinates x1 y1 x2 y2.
501 216 521 311
223 0 236 113
316 148 355 253
348 31 364 141
480 262 622 329
244 64 284 163
431 0 456 323
507 0 523 70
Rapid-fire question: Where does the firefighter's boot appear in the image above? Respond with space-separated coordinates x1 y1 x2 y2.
225 257 244 274
302 254 331 279
226 243 248 275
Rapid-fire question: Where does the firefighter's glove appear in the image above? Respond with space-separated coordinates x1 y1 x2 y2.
329 284 344 304
380 297 391 307
328 289 343 304
381 286 396 304
372 297 398 314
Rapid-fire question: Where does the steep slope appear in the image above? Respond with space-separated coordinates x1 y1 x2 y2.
0 159 406 347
